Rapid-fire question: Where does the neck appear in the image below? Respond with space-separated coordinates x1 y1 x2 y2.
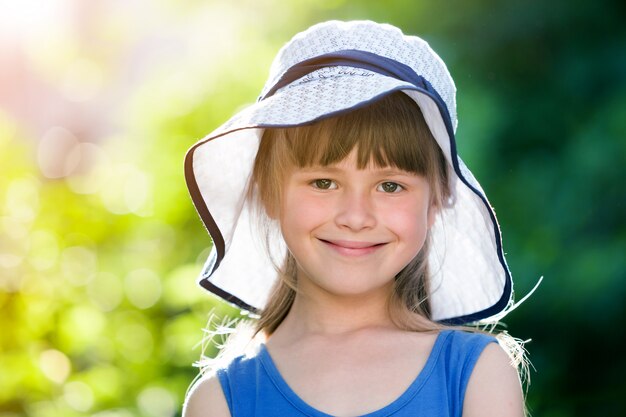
270 284 396 344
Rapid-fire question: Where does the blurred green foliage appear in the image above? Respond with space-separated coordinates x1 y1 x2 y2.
1 0 624 416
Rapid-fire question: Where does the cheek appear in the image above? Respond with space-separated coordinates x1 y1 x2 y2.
383 199 431 234
279 191 324 238
295 196 326 220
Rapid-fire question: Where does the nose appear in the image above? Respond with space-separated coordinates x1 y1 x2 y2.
334 189 376 231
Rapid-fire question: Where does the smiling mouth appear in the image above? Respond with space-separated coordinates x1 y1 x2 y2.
318 239 386 256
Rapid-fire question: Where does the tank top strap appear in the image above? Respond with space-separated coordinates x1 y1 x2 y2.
434 330 498 415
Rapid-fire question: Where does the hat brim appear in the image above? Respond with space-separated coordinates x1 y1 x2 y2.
185 72 512 324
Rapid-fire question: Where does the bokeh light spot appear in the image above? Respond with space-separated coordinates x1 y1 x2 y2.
116 322 153 363
28 229 59 271
0 253 23 269
65 143 110 195
39 349 71 384
80 364 123 402
88 271 124 312
100 163 152 215
162 264 205 309
61 245 97 286
4 177 40 224
58 305 106 353
163 314 204 366
63 380 94 412
137 386 176 417
125 268 162 309
38 126 81 179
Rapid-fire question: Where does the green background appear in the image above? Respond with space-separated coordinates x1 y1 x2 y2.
1 0 624 416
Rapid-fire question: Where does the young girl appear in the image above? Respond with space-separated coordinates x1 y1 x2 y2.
183 20 526 416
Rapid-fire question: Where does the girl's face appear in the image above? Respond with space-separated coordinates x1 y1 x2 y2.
279 149 436 301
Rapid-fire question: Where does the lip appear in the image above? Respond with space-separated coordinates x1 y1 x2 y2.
318 239 386 256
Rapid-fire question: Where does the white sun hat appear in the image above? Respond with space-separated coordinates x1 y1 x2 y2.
184 20 514 325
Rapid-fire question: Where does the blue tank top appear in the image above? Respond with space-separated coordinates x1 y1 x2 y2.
216 330 496 417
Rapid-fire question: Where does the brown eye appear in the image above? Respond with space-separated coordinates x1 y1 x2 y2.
312 179 335 190
378 182 402 193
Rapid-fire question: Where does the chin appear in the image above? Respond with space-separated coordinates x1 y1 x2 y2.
312 276 395 300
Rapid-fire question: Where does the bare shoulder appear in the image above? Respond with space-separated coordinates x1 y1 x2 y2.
183 374 231 417
462 342 525 417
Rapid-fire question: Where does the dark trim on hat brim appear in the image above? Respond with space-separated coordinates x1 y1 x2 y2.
425 82 512 325
185 84 512 324
199 276 261 315
184 145 226 273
